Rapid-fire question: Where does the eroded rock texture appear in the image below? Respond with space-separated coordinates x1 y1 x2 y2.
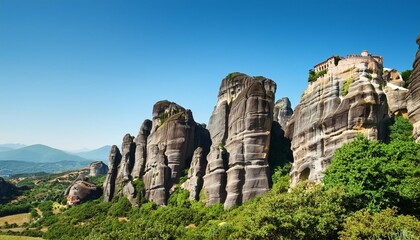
132 120 152 179
383 69 408 116
203 73 276 209
65 174 101 206
286 53 388 186
273 97 293 128
89 161 108 177
103 145 122 202
104 101 210 206
181 147 206 200
407 34 420 141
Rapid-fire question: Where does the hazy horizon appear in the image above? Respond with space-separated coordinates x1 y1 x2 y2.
1 0 420 150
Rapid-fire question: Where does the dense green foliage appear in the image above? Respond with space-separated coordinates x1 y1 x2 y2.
308 69 327 82
2 117 420 239
402 69 413 87
340 208 420 239
324 117 420 216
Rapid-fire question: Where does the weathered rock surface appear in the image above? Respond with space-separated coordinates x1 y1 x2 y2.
286 52 388 186
383 69 408 116
273 97 293 128
181 147 205 200
203 73 276 209
142 100 210 205
132 120 152 179
65 174 101 206
407 34 420 141
89 161 109 177
103 145 122 202
104 101 210 206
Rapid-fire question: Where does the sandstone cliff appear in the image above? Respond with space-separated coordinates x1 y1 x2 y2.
203 73 277 209
286 52 389 186
65 174 101 206
407 34 420 141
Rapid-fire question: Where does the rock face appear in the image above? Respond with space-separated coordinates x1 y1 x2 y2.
103 145 122 202
407 34 420 141
132 120 152 179
180 147 206 201
104 101 210 206
65 174 101 206
383 69 408 116
203 73 276 209
286 51 388 186
89 161 109 177
273 97 293 128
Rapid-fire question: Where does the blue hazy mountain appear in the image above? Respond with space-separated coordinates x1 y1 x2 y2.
73 145 111 161
0 144 26 152
0 160 91 177
0 144 89 163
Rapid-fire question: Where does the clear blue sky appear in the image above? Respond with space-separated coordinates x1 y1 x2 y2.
1 0 419 150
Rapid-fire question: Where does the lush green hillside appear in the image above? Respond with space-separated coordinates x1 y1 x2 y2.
0 144 89 163
0 117 419 240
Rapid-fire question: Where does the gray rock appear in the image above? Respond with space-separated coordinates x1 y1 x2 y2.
103 145 121 202
132 119 152 179
115 134 137 205
181 147 205 200
273 97 293 128
66 174 101 206
89 161 109 177
203 73 276 209
407 34 420 141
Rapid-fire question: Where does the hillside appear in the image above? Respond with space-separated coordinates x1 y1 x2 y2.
0 160 92 177
73 146 111 161
0 145 89 163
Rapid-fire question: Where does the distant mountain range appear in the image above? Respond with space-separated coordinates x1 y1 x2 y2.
73 145 111 161
0 144 111 177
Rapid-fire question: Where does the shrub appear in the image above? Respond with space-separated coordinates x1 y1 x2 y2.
342 77 353 96
339 208 420 239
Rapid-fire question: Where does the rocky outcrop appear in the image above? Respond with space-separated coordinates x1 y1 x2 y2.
103 145 122 202
407 34 420 141
383 69 408 116
273 97 293 128
181 147 206 200
65 174 101 206
89 161 108 177
104 101 210 206
286 52 388 186
142 101 209 205
203 73 276 209
132 120 152 179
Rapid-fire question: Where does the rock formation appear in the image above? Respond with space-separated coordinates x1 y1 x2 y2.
382 69 408 116
103 145 122 202
273 97 293 128
65 174 101 206
407 34 420 141
180 147 205 200
89 161 109 177
286 51 389 186
104 100 210 206
203 73 276 209
132 120 152 179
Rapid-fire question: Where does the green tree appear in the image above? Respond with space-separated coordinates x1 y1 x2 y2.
401 69 413 87
339 208 420 239
389 116 413 142
323 134 420 215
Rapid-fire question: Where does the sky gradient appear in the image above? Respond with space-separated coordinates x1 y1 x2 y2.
1 0 419 150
